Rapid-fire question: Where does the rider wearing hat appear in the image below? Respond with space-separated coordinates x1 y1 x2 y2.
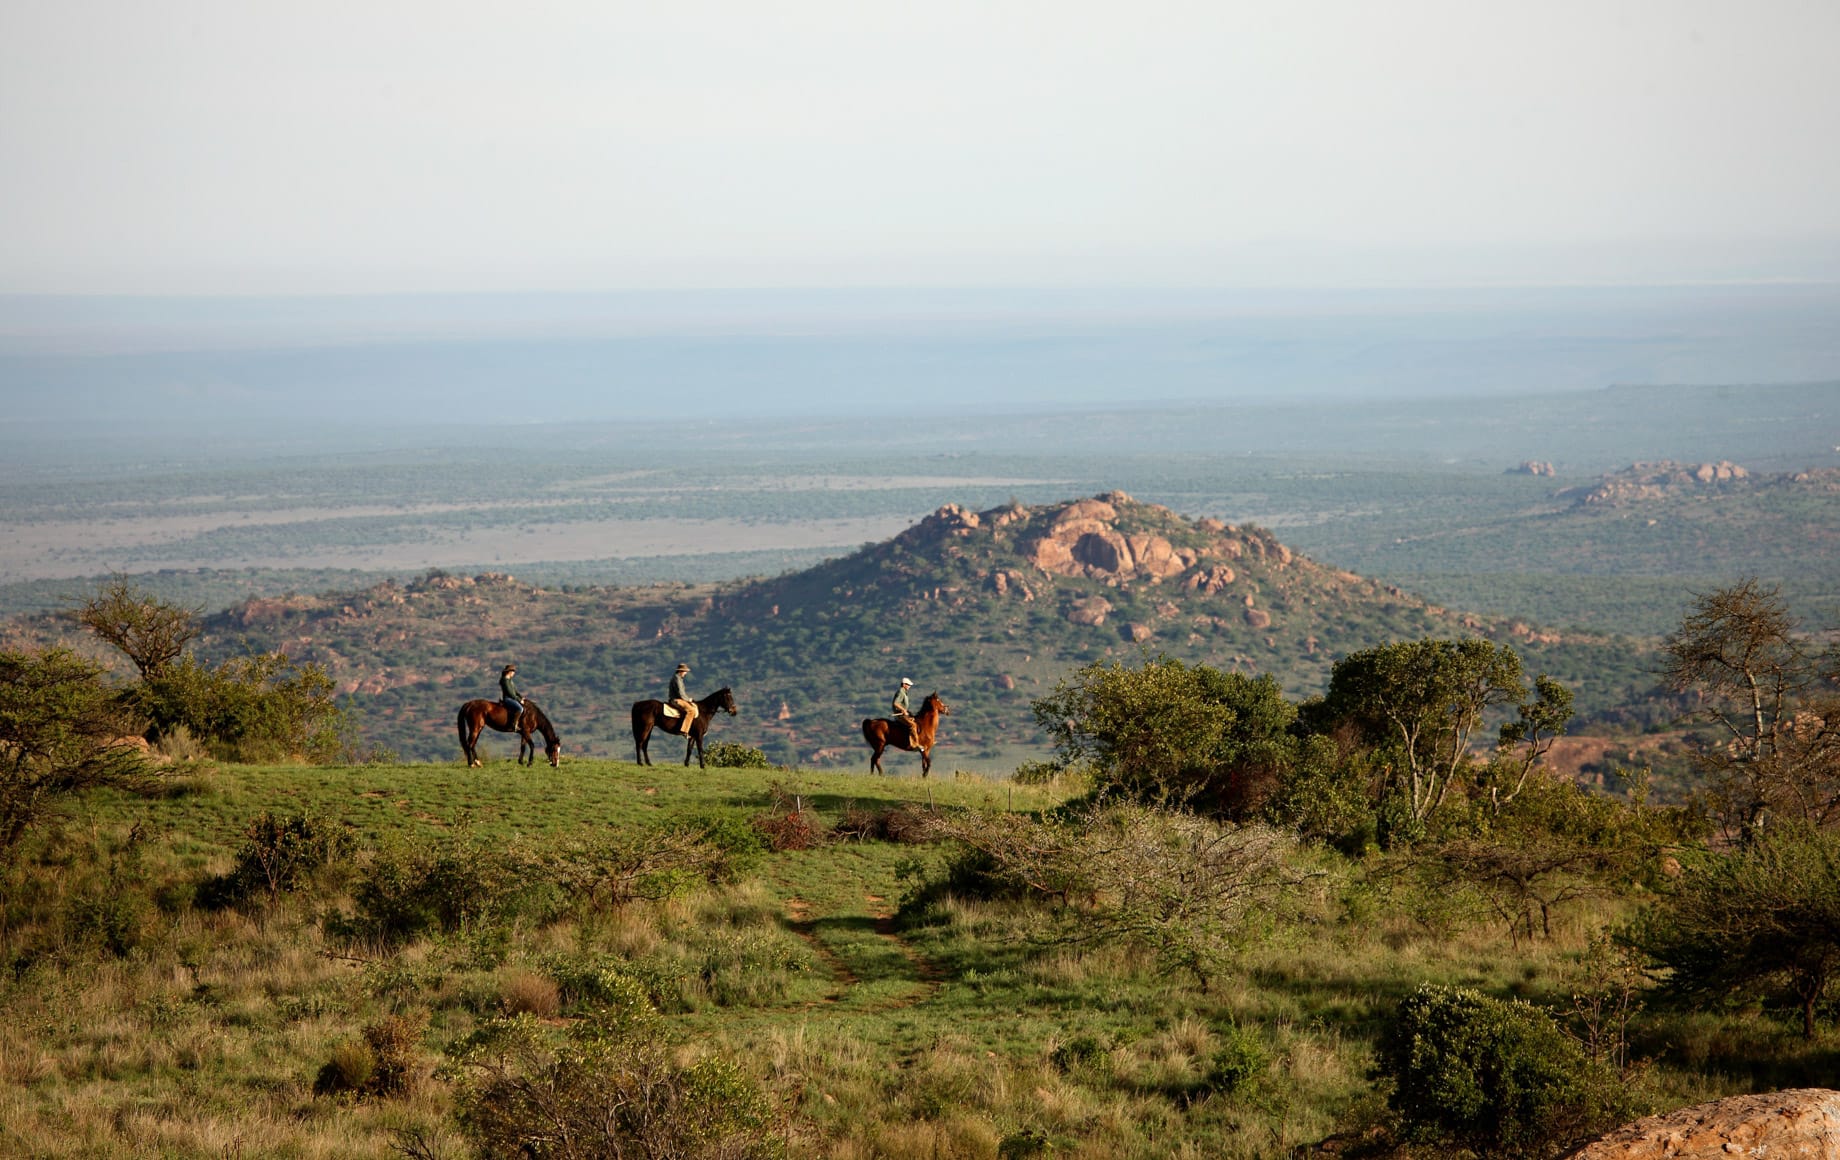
499 664 525 725
891 677 916 744
668 663 698 733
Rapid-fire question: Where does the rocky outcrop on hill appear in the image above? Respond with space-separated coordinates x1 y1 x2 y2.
1510 460 1556 476
1565 1088 1840 1159
1558 460 1750 505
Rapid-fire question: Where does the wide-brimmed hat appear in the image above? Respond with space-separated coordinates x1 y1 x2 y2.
675 663 691 673
503 664 517 673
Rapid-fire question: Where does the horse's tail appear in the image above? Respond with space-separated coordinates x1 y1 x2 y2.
861 718 878 744
457 704 470 738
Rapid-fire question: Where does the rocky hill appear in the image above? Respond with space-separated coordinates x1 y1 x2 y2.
1556 461 1840 506
183 492 1646 767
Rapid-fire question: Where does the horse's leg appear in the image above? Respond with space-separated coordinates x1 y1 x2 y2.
635 720 650 766
920 746 931 778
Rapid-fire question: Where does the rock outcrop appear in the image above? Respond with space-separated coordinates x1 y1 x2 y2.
1566 1088 1840 1159
1559 461 1750 505
1026 495 1201 581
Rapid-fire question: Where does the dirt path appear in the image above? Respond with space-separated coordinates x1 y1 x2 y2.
782 893 941 1013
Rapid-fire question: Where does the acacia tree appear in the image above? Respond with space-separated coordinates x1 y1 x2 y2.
71 574 200 680
1662 579 1840 830
1629 823 1840 1039
0 648 151 856
1312 638 1563 833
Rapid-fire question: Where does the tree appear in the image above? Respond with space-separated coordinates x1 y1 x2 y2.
1628 823 1840 1039
67 577 343 763
1309 638 1557 834
1661 579 1840 831
71 575 199 680
1032 657 1296 813
0 648 151 856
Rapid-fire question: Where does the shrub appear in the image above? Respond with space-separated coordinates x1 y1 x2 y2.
1011 759 1063 786
138 650 344 764
199 810 354 908
454 1013 777 1159
314 1009 429 1100
544 956 659 1022
751 810 818 852
542 826 742 911
706 742 772 768
1378 984 1623 1158
346 831 553 943
1205 1023 1268 1095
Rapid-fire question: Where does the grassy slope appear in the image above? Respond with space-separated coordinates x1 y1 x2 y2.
4 756 1829 1159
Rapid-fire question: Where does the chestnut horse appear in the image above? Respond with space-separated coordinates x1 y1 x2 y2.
457 699 561 768
631 687 738 768
862 692 950 776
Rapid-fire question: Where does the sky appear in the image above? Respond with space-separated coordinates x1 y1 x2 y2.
3 0 1839 295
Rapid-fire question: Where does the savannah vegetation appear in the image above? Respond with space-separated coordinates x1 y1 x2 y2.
3 581 1838 1157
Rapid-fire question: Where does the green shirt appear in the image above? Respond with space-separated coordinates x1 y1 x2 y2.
892 686 911 715
669 673 691 703
500 673 521 700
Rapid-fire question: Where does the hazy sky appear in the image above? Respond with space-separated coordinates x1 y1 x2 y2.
3 0 1838 294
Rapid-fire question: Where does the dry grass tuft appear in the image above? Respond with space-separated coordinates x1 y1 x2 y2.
497 968 560 1018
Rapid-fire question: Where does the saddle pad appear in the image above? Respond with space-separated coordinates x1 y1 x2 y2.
661 703 681 718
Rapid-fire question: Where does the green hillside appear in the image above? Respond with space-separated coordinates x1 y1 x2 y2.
179 492 1660 768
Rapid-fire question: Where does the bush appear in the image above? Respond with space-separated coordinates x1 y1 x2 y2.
751 810 818 852
315 1009 429 1100
455 1013 777 1159
345 831 553 944
706 742 772 768
199 810 354 908
137 650 343 764
1205 1023 1268 1095
1378 984 1624 1158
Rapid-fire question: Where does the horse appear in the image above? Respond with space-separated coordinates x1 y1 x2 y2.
631 687 738 768
456 699 562 768
862 692 950 776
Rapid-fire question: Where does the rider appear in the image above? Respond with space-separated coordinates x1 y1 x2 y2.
668 663 699 734
891 677 916 744
499 663 525 725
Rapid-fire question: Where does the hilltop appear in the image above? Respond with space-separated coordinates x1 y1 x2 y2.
168 492 1653 767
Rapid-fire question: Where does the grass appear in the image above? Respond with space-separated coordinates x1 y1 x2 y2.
3 756 1834 1157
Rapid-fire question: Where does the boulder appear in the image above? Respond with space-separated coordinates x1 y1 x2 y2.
1566 1088 1840 1159
1066 597 1113 627
1125 622 1153 643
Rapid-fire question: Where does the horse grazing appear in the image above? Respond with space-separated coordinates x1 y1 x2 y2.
632 687 738 768
863 692 950 776
456 699 562 768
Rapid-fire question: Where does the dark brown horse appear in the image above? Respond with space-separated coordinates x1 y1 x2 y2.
631 687 738 767
863 692 949 776
457 699 561 768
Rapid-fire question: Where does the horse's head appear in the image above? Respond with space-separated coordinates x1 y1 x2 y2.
546 742 562 768
927 693 951 715
717 687 739 715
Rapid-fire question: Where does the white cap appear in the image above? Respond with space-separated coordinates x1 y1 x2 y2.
901 677 913 686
